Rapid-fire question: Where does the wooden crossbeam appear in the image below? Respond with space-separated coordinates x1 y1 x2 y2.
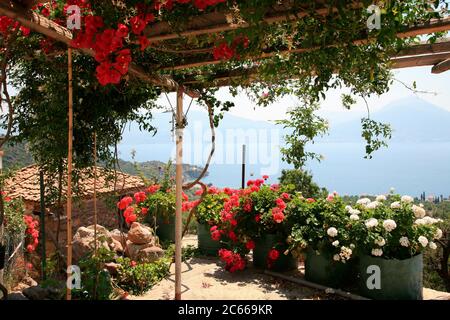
432 58 450 74
145 1 363 43
396 39 450 57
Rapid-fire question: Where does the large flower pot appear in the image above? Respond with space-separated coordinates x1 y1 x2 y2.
155 214 176 243
305 248 353 288
253 234 298 272
357 254 423 300
197 223 221 256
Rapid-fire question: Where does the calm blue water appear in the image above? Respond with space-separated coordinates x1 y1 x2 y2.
118 141 450 197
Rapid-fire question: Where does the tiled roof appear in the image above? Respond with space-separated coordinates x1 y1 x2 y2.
4 164 146 203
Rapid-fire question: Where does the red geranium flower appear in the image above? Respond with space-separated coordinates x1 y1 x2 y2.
268 249 280 261
246 240 255 250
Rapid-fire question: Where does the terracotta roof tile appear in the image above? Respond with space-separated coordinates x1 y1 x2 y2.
4 164 146 203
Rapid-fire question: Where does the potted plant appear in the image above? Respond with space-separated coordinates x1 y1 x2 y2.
234 178 297 272
288 193 356 288
194 187 230 255
351 194 443 300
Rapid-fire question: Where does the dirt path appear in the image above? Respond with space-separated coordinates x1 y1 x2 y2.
130 235 450 300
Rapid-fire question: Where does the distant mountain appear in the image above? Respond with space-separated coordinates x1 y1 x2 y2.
1 141 204 182
324 97 450 143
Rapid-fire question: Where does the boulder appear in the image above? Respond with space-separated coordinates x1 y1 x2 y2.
23 285 48 300
7 292 29 300
136 246 165 263
127 222 155 245
126 240 153 260
72 224 113 261
109 239 124 253
110 229 127 243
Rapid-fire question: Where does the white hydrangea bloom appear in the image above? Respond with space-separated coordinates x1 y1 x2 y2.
366 201 381 209
371 248 383 257
339 246 352 261
345 205 352 212
350 214 360 221
349 208 361 215
390 201 401 209
374 237 386 246
429 242 437 250
350 244 355 249
434 228 443 240
399 236 410 247
376 195 387 202
414 218 425 225
383 219 397 232
332 240 339 247
333 254 340 261
327 227 338 237
418 236 429 247
419 203 424 208
412 205 426 218
422 216 441 225
356 198 371 206
365 218 378 229
401 195 414 203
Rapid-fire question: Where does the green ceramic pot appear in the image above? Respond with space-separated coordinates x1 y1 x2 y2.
155 214 176 243
197 223 221 256
253 234 298 272
357 254 423 300
304 247 354 288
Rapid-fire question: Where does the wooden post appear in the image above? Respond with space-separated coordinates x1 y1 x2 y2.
241 145 246 189
66 47 73 301
0 149 4 285
39 171 46 281
175 87 184 300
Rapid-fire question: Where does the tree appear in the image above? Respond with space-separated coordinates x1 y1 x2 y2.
279 169 327 199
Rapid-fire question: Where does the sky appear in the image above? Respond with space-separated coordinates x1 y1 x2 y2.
158 66 450 126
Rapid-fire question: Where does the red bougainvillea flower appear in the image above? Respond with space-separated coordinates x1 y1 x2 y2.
26 244 35 253
147 184 161 194
123 206 134 218
117 196 133 210
254 214 261 223
306 198 316 203
246 180 254 187
268 249 280 261
272 207 285 223
218 248 233 264
139 36 150 51
243 199 252 213
270 184 280 191
213 42 235 60
228 230 237 242
281 192 290 200
130 260 137 267
246 240 255 250
116 23 129 38
141 207 149 215
275 198 286 210
134 191 146 203
208 186 219 194
26 263 33 270
130 16 147 35
194 188 203 196
182 192 189 201
326 193 335 202
211 229 221 241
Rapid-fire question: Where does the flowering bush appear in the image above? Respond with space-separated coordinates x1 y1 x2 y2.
288 192 355 263
350 194 442 260
194 188 230 225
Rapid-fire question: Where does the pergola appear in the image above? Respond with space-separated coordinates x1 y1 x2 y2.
1 0 450 301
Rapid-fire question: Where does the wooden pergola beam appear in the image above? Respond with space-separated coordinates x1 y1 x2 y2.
431 58 450 74
160 17 450 71
144 1 363 43
396 39 450 57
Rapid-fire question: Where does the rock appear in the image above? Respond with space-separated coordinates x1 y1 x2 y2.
136 246 165 263
111 229 127 243
7 292 29 300
12 276 38 292
23 286 48 300
127 222 155 245
72 224 113 262
110 239 124 253
105 262 120 275
126 240 150 259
